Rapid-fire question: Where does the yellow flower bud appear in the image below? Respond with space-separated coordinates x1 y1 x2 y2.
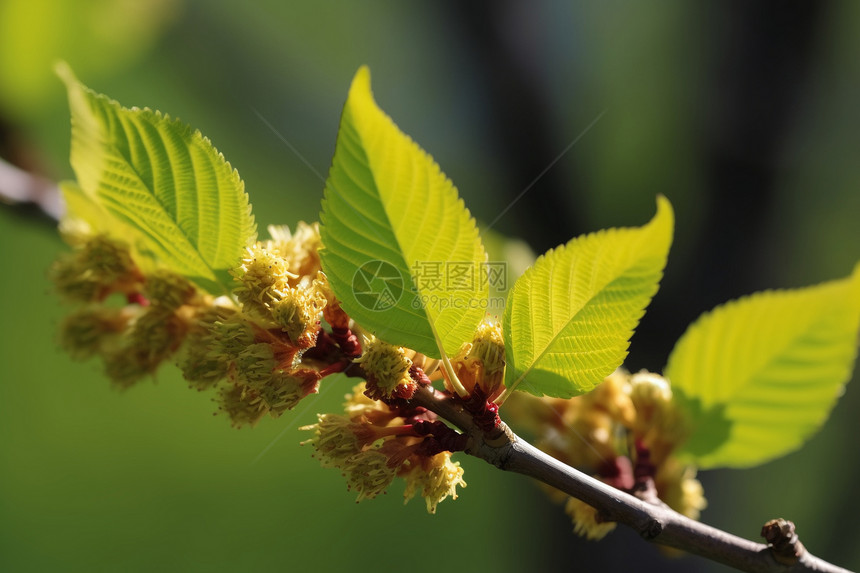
231 244 295 317
208 315 256 360
343 382 376 417
270 284 326 348
50 235 139 302
354 337 415 400
504 370 635 472
217 383 267 428
300 413 364 468
59 306 127 360
178 341 227 391
78 234 137 285
403 451 467 514
144 269 197 310
546 407 618 472
341 382 398 427
449 317 506 400
629 371 672 422
50 254 103 302
260 369 321 417
345 449 397 502
588 369 635 427
126 307 187 370
103 348 151 389
179 312 253 390
106 308 186 388
233 343 277 388
471 318 504 372
629 370 685 463
656 460 707 521
265 221 321 279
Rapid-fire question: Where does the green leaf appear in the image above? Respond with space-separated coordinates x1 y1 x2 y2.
58 180 125 237
503 196 674 398
57 62 256 294
665 265 860 469
319 67 487 359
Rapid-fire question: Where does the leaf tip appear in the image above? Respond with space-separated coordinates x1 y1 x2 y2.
653 194 674 232
851 260 860 283
54 60 76 85
349 65 373 101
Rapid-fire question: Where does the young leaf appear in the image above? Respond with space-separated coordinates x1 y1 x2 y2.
319 67 487 359
665 265 860 469
59 180 126 238
503 196 673 398
57 62 256 294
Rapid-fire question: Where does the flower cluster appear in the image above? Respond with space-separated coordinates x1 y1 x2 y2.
52 222 354 427
447 317 506 402
52 232 199 388
297 315 510 512
301 381 467 513
51 220 478 513
505 369 705 540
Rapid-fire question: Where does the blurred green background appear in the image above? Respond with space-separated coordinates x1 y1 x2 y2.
2 1 859 571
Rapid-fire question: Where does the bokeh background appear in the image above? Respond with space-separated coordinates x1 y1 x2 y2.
1 1 859 571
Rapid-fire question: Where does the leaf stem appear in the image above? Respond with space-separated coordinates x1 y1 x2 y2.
494 385 513 406
439 349 469 398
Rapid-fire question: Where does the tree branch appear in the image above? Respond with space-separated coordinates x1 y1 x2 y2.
410 385 853 573
0 156 62 221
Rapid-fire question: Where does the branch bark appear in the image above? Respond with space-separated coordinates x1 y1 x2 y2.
410 385 853 573
0 156 62 220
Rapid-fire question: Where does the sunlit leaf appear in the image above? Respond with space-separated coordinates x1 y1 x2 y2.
319 67 487 358
59 180 124 238
58 62 256 294
504 196 673 398
666 265 860 468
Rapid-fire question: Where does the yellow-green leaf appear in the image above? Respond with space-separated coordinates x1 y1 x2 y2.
665 265 860 468
57 62 256 294
504 196 673 398
319 67 487 358
58 180 125 238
